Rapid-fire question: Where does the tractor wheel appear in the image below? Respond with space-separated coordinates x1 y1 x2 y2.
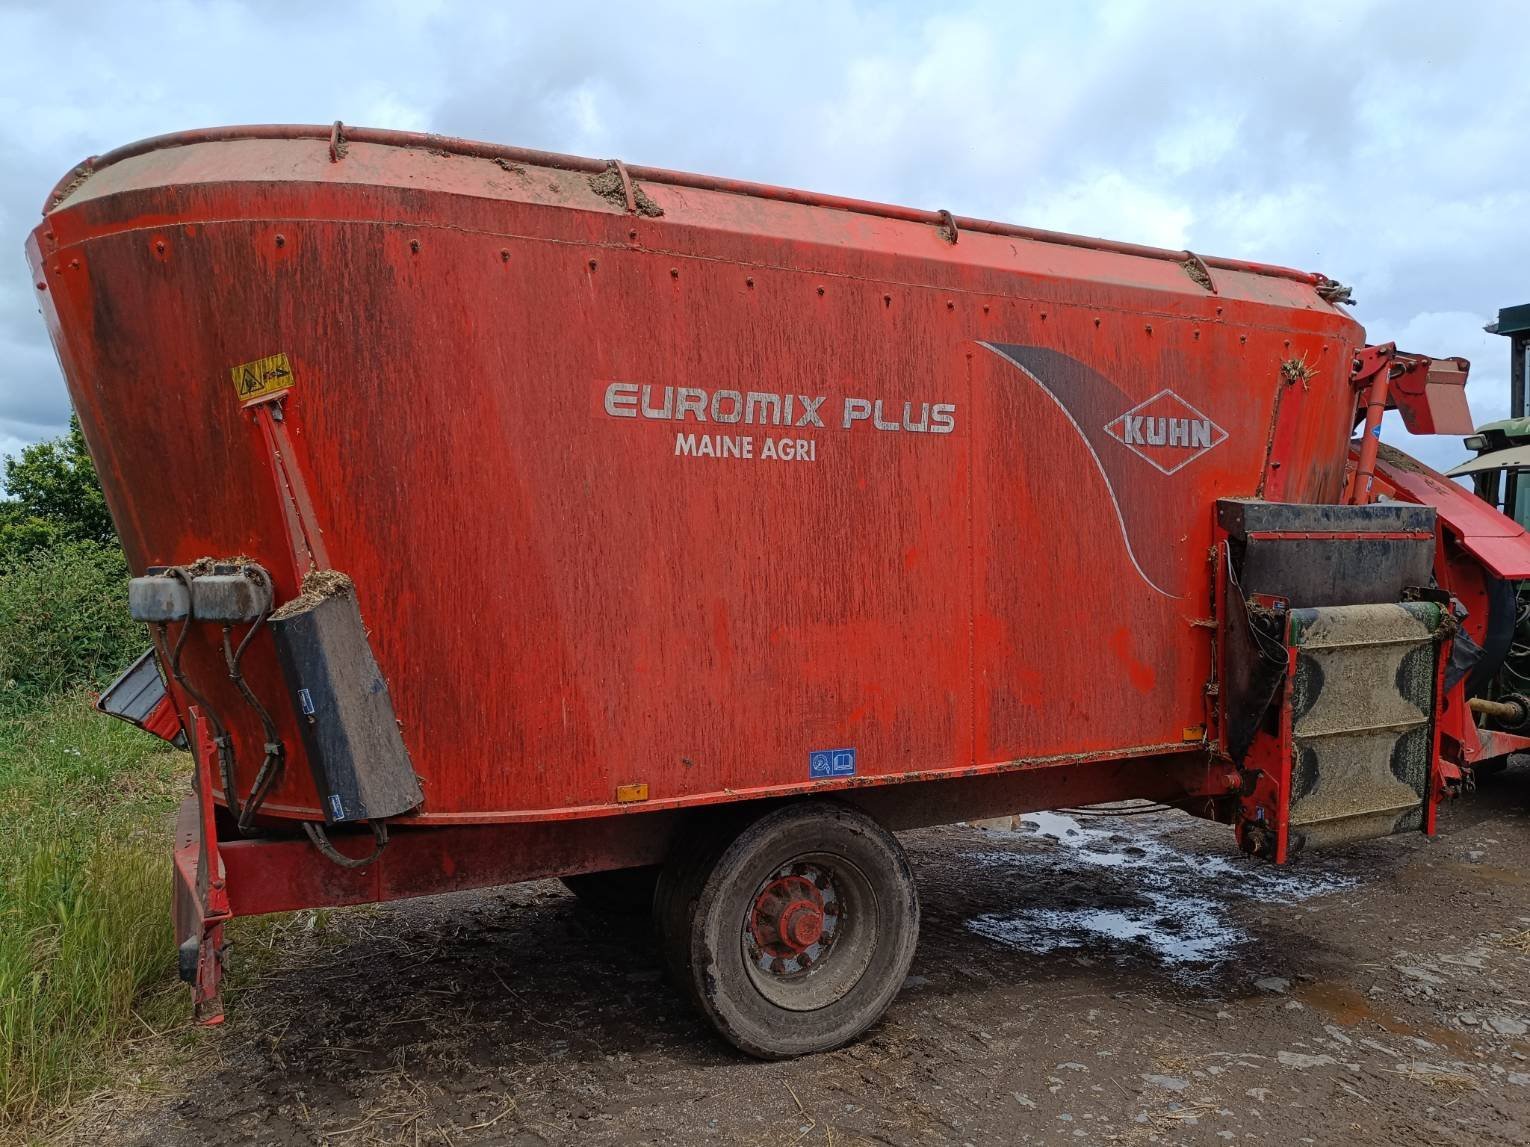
654 801 919 1060
560 866 661 915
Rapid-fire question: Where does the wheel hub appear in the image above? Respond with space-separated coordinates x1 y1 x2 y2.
780 899 824 948
746 865 841 974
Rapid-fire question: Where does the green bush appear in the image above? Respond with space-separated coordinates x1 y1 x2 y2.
0 416 116 559
0 542 143 716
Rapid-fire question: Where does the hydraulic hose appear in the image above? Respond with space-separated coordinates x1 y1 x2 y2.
160 567 241 821
218 584 286 832
302 820 389 869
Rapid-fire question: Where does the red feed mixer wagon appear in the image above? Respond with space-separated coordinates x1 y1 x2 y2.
25 123 1530 1058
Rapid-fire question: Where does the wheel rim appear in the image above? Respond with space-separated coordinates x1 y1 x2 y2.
741 852 878 1011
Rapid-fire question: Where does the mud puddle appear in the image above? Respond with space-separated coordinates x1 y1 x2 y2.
963 808 1357 981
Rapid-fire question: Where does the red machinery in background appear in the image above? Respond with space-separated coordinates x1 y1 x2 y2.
29 124 1530 1058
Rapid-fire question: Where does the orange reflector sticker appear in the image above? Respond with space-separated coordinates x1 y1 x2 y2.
232 352 294 405
1182 725 1205 742
616 782 650 804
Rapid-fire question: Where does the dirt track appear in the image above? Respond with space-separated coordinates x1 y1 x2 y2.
92 766 1530 1145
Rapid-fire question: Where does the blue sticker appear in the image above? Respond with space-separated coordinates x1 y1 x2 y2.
810 748 856 779
298 688 315 716
328 793 345 819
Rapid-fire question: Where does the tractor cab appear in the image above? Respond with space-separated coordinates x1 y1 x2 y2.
1451 305 1530 521
1449 416 1530 527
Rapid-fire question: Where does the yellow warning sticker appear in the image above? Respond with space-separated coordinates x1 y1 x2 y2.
231 352 295 404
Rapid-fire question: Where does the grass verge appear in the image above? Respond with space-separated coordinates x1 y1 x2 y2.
0 693 186 1134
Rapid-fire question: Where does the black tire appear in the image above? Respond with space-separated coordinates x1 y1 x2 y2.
559 865 661 915
1467 574 1519 699
654 800 919 1059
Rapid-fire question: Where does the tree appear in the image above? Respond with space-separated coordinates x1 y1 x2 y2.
0 416 117 560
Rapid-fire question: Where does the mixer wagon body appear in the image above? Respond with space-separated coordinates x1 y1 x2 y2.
27 125 1530 1057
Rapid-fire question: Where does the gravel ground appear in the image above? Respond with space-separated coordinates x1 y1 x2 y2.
79 764 1530 1145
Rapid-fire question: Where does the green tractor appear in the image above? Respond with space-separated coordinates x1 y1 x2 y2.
1451 304 1530 712
1454 304 1530 516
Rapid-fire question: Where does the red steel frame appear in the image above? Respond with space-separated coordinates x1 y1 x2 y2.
171 734 1235 1022
1210 504 1456 862
171 715 231 1021
1365 450 1530 774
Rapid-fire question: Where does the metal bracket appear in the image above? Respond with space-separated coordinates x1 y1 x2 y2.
936 209 959 245
1181 251 1217 294
1350 342 1397 390
171 717 233 1024
1316 276 1354 305
253 401 331 573
611 158 637 215
329 120 347 164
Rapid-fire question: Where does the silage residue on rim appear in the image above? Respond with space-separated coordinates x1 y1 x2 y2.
964 809 1358 979
269 568 355 620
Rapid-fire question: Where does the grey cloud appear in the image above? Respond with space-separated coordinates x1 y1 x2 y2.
1 0 1526 475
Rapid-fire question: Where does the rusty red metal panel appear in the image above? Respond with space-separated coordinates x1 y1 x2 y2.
1387 354 1474 436
136 689 184 742
29 128 1365 831
1373 450 1530 579
846 750 1232 831
220 816 680 916
46 123 1321 285
216 751 1229 917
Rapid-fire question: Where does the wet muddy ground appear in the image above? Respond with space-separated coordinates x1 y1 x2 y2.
87 766 1530 1145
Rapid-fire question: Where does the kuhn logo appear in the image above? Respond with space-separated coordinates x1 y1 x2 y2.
1104 389 1227 475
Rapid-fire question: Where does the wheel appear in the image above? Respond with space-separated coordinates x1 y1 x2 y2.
1466 574 1519 699
559 865 661 915
654 800 920 1059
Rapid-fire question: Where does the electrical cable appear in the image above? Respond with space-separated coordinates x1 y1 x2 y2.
302 820 389 869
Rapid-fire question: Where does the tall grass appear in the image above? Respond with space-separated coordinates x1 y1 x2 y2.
0 694 184 1129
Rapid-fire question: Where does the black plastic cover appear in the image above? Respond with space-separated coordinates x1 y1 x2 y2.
270 589 422 824
1217 498 1437 608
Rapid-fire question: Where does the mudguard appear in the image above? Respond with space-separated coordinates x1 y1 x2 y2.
1373 445 1530 578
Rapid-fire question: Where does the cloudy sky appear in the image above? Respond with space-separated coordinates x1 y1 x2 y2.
1 0 1525 471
